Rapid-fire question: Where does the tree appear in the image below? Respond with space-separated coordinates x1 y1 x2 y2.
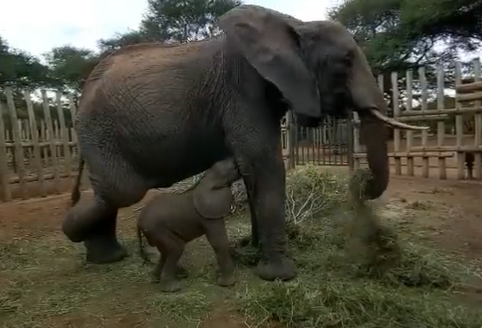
97 30 152 54
329 0 482 117
329 0 481 73
0 35 53 125
44 46 99 93
0 36 51 89
399 0 482 50
96 0 242 56
140 0 242 43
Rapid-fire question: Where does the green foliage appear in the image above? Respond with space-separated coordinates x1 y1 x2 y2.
329 0 482 74
96 0 242 55
140 0 242 43
400 0 482 48
329 0 481 125
0 0 243 98
97 29 152 54
0 0 243 113
0 36 51 89
44 46 99 93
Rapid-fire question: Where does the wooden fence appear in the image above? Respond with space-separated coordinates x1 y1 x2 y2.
354 57 482 180
0 88 80 202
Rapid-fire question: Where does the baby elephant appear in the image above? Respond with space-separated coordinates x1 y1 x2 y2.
137 158 241 292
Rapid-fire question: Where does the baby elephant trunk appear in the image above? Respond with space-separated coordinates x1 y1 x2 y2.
193 157 241 219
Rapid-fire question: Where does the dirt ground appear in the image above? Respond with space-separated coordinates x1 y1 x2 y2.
0 172 481 327
382 175 482 263
1 172 481 266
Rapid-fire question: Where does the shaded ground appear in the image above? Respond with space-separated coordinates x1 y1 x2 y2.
0 171 481 327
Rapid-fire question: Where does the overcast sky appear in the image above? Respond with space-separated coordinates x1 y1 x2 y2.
0 0 339 58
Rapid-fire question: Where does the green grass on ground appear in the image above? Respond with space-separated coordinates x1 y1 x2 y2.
1 165 481 328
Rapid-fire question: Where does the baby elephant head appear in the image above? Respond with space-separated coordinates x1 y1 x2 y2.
193 158 241 219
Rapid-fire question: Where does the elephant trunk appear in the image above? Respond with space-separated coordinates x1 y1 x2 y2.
350 48 389 200
358 112 389 199
348 47 429 199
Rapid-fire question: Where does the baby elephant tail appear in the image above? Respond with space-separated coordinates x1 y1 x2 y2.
137 224 151 264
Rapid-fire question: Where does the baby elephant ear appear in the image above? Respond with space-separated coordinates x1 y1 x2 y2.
193 186 234 219
218 4 321 120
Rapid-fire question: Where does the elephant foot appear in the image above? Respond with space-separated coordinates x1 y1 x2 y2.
217 274 236 287
160 279 181 293
84 236 128 264
255 257 297 281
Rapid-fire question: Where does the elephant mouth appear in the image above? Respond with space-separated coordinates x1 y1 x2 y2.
363 108 429 131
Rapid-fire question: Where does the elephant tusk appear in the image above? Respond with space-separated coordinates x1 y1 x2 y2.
370 109 429 130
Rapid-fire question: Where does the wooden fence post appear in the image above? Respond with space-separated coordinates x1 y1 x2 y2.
5 87 28 199
405 69 414 176
418 67 430 178
25 90 46 197
472 58 481 179
41 90 61 194
0 100 11 202
285 111 295 170
436 62 447 179
391 71 402 175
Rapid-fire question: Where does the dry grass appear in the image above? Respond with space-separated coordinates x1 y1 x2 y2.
232 165 482 328
1 165 481 328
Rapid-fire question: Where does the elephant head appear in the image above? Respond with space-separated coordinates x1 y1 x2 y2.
218 5 428 199
193 158 241 219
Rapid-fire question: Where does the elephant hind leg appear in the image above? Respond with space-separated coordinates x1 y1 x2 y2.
61 196 127 264
84 204 127 264
62 162 149 264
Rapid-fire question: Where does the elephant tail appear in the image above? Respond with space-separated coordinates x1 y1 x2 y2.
137 225 151 264
70 155 85 207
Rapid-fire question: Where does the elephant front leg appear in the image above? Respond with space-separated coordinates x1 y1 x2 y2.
242 178 260 248
151 254 165 283
205 219 236 287
241 159 296 281
159 240 185 292
224 101 296 281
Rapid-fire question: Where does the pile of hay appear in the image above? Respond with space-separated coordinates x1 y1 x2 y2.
231 165 482 328
232 165 401 272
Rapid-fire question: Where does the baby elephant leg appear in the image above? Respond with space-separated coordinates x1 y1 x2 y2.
151 251 165 283
159 237 185 293
205 219 236 287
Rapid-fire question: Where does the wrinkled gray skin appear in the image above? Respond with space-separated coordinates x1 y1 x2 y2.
62 4 425 282
137 158 239 292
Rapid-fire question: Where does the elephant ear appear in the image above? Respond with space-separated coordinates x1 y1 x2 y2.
193 184 234 219
218 5 321 120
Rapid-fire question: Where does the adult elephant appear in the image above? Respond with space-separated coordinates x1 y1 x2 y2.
62 4 427 282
